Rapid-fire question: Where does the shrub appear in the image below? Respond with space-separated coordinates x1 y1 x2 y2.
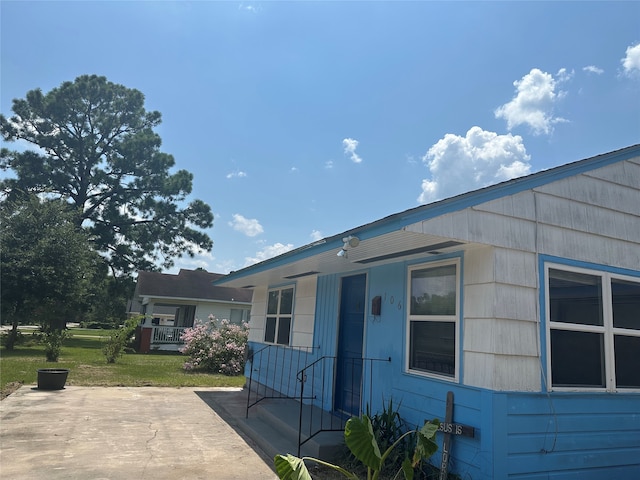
275 415 440 480
367 398 410 477
102 316 139 363
42 329 68 362
180 316 248 375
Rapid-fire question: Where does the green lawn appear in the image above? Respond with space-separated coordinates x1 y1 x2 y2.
0 329 245 399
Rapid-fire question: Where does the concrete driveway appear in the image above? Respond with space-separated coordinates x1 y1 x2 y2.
0 386 278 480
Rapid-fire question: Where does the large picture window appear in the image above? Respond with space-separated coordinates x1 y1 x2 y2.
407 260 459 379
546 265 640 391
264 286 294 345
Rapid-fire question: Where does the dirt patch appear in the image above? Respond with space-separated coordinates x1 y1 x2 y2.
1 381 24 400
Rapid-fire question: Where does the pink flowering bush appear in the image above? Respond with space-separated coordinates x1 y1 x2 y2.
180 316 249 376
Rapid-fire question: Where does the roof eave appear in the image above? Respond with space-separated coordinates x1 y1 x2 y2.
214 144 640 287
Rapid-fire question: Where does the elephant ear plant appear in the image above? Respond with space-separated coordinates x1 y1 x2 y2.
274 415 440 480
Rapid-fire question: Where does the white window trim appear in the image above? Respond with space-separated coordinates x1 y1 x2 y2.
264 285 295 346
405 258 460 382
544 262 640 393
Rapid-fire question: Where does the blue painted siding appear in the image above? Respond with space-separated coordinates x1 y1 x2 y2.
360 259 640 479
246 250 640 479
500 392 640 479
245 342 321 398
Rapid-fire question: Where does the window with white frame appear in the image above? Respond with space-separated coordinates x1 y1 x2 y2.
407 259 459 378
229 308 250 324
546 264 640 390
264 286 294 345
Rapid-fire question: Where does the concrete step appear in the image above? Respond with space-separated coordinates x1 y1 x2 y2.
195 388 346 465
249 398 346 461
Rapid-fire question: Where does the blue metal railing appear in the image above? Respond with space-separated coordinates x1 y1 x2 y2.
245 344 319 417
296 355 391 455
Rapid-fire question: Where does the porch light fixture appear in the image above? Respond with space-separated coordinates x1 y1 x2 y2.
344 235 360 248
337 235 359 259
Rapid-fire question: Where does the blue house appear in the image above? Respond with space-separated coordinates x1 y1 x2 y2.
214 145 640 479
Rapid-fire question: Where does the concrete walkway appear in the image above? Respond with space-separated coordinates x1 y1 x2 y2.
0 386 278 480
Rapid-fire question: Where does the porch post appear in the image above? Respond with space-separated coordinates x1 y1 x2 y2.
138 327 152 353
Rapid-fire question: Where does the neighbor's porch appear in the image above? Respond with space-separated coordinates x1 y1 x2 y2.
136 325 187 353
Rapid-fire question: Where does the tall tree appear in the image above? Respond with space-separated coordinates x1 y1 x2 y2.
0 75 213 275
1 195 102 340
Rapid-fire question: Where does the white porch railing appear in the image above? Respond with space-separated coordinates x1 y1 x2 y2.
152 326 187 345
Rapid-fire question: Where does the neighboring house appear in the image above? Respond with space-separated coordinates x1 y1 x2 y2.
129 268 252 352
214 145 640 479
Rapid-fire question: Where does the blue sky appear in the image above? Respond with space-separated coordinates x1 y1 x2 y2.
2 1 639 275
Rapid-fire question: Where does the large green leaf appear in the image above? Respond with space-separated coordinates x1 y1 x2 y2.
401 457 414 480
413 419 440 464
344 416 382 471
274 454 360 480
274 454 312 480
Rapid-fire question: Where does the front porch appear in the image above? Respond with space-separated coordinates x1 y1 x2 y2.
196 387 346 463
137 325 187 353
241 343 392 460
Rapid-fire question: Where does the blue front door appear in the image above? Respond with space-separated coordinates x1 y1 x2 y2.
334 274 366 416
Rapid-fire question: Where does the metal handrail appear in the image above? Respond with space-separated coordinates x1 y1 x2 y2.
245 343 319 418
296 355 391 456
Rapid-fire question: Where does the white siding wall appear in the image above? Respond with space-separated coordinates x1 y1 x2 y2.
291 276 317 348
463 247 540 390
248 287 267 342
411 157 640 391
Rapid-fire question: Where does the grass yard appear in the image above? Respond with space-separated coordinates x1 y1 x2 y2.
0 328 245 399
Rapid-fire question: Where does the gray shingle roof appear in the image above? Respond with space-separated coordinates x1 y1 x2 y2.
135 269 252 303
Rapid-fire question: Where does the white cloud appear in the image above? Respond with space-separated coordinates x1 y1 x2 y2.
213 258 237 275
244 242 294 267
229 214 264 237
418 126 531 204
310 230 323 241
622 42 640 76
226 170 247 179
583 65 604 75
342 138 363 163
556 67 574 84
290 166 299 173
494 68 568 135
239 3 259 13
325 160 334 169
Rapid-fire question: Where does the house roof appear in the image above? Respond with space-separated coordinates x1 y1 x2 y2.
135 269 252 303
214 144 640 289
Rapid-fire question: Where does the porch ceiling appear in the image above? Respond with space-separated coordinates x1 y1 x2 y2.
220 228 477 289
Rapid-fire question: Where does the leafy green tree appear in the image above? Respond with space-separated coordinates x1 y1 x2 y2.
0 75 213 275
83 266 136 328
0 195 102 342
